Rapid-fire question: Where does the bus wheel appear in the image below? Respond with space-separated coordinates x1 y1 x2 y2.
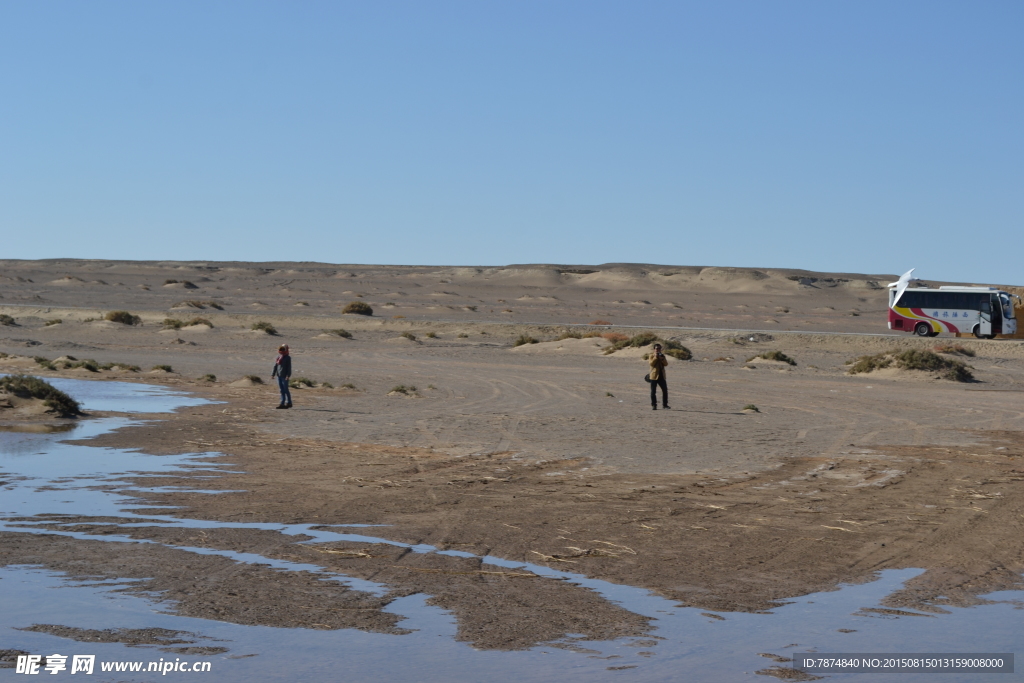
914 323 932 337
974 326 986 339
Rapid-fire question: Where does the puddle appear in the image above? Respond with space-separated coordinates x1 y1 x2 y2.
1 378 1022 681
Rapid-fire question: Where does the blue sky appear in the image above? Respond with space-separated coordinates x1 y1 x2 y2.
1 2 1020 283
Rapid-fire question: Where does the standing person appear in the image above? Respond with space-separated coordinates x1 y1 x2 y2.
648 343 670 410
271 344 292 409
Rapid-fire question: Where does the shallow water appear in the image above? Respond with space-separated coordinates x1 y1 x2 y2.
1 378 1021 682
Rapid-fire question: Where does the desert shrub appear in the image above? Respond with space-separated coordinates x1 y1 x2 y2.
244 374 264 384
602 332 629 343
556 331 583 340
390 384 417 394
251 321 277 335
401 332 417 341
342 301 373 316
152 364 174 372
82 318 96 323
105 311 142 326
173 300 222 310
590 319 612 325
848 349 973 382
385 302 396 307
425 332 437 338
514 334 538 346
0 374 80 416
164 279 197 288
582 331 603 338
464 305 478 312
289 377 315 388
66 359 100 372
340 382 358 390
163 318 184 329
45 319 62 326
934 343 975 357
427 384 436 389
457 333 469 338
746 351 797 366
0 352 7 358
323 329 353 338
103 362 140 372
321 381 333 388
33 356 56 370
743 404 760 412
0 314 16 326
605 391 614 397
604 333 692 360
186 317 213 327
200 374 216 382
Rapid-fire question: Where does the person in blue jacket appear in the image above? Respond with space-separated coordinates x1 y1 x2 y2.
271 344 292 409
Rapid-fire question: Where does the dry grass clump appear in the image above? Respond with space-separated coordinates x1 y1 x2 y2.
604 333 692 360
340 383 358 390
323 329 352 338
199 374 216 382
400 331 417 341
186 317 213 327
251 321 277 335
0 374 80 416
152 364 174 373
425 331 437 338
389 384 417 395
590 319 611 325
289 377 315 388
45 319 62 326
934 343 976 357
514 334 538 347
848 349 974 382
172 300 223 310
746 351 797 366
0 314 16 326
601 332 628 343
105 311 142 325
164 279 198 288
342 301 374 316
556 331 582 340
743 404 760 412
163 318 184 329
244 374 264 384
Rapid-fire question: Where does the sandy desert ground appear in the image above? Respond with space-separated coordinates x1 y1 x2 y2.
2 259 1024 656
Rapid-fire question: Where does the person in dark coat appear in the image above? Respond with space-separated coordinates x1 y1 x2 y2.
648 343 669 410
271 344 292 409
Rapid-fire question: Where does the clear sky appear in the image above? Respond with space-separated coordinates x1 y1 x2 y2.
1 2 1020 284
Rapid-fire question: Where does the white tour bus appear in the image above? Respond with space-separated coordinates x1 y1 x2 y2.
889 286 1019 338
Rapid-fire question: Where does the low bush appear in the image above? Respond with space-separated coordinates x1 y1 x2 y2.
0 374 80 416
33 356 55 370
457 333 469 338
244 374 264 384
186 317 213 328
163 279 197 288
848 349 974 382
514 334 538 347
401 331 417 341
106 311 142 326
556 331 583 340
0 314 17 326
425 332 437 338
934 343 976 357
390 384 417 395
743 404 760 412
200 374 216 382
604 333 692 360
340 382 358 390
323 329 352 338
342 301 373 316
601 332 629 343
320 381 333 388
289 377 315 388
163 318 184 329
464 305 478 312
746 351 797 366
103 363 140 372
45 319 62 326
251 321 277 335
152 364 174 372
